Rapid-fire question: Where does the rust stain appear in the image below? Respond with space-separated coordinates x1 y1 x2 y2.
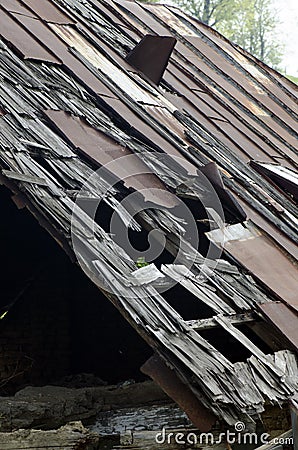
141 354 216 432
0 7 60 63
0 0 37 17
258 302 298 352
44 110 178 208
126 35 177 85
20 0 75 24
224 230 298 312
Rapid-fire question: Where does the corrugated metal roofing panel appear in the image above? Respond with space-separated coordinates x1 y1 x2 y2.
10 15 116 97
0 7 60 63
236 197 298 261
114 1 298 168
175 71 297 166
125 35 177 85
165 65 287 164
190 91 294 166
107 2 294 165
146 6 298 146
164 89 276 164
51 24 162 106
141 354 216 432
187 34 297 125
169 7 298 112
114 0 171 36
177 11 298 104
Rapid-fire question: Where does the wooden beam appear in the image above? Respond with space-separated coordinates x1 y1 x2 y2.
186 312 258 331
141 355 216 432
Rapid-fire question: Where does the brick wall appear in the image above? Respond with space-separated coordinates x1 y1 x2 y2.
0 260 72 395
0 186 73 394
0 186 151 394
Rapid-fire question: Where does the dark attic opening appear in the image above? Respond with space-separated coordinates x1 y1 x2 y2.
0 182 278 398
0 185 152 395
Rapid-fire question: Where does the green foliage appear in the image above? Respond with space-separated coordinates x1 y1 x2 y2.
136 257 150 268
140 0 283 69
171 0 235 27
216 0 283 69
286 75 298 85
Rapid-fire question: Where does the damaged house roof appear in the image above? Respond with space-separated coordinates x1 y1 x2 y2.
0 0 298 430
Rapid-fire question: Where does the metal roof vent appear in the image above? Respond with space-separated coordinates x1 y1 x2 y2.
125 34 177 85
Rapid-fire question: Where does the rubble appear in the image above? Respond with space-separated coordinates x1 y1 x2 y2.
0 422 100 450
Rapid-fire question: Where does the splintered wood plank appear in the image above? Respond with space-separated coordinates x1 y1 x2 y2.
2 169 48 185
214 315 285 376
186 312 257 331
0 422 99 450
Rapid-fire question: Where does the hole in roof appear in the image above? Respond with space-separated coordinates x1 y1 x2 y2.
251 161 298 203
94 201 175 267
235 323 282 353
162 283 215 321
0 185 152 395
197 327 254 363
31 155 79 190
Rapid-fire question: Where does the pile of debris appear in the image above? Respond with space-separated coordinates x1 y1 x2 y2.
0 381 294 449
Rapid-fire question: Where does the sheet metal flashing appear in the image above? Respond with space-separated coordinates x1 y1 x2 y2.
126 34 177 84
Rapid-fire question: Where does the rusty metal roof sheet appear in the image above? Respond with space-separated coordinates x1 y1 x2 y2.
0 6 60 63
0 0 297 429
20 0 75 24
258 302 298 352
0 0 37 17
117 1 297 166
125 35 177 84
141 354 216 431
207 221 298 312
44 109 178 208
